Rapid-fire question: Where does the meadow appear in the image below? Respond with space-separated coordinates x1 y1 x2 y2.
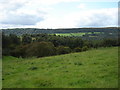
2 47 118 88
52 32 102 37
55 33 86 37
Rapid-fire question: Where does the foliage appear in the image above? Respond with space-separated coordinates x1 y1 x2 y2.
82 46 89 51
56 46 71 54
22 35 32 44
2 33 21 56
11 44 29 58
2 33 119 58
74 47 82 52
26 42 56 57
102 39 118 47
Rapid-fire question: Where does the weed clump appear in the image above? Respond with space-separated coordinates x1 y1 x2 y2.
28 66 38 70
74 62 82 66
34 80 53 87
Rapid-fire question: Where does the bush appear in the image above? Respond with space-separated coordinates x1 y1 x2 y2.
11 41 56 58
26 41 56 57
74 47 82 52
2 48 11 56
102 39 118 47
56 46 71 55
11 44 29 58
82 46 88 51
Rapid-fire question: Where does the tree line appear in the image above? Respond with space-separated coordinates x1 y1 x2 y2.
2 33 119 58
2 27 119 36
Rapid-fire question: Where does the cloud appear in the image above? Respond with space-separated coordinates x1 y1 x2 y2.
1 14 44 25
36 8 118 28
25 0 79 6
0 0 45 25
76 8 118 27
77 3 86 9
37 18 76 29
0 7 45 25
0 0 118 29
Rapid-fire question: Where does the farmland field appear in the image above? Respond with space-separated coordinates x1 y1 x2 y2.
2 47 118 88
54 32 102 37
55 33 86 36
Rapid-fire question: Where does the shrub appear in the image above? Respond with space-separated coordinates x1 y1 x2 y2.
74 47 82 52
26 41 56 57
11 41 56 58
11 44 29 58
82 46 88 51
2 48 11 56
102 39 118 47
56 46 71 55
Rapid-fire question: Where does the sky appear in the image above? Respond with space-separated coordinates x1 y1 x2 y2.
0 0 119 29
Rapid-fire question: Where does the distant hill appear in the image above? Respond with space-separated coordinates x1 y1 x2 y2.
1 27 119 35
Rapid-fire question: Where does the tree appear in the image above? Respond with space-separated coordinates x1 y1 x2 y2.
2 33 10 49
22 35 32 44
102 39 118 47
2 33 21 56
9 34 21 45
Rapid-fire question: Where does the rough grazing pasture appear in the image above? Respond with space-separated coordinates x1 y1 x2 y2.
55 33 86 37
53 32 102 37
2 47 118 88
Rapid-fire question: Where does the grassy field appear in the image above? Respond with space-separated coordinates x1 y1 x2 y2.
2 47 118 88
55 33 86 36
54 32 102 37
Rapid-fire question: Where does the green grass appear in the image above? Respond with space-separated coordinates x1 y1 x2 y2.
54 32 102 37
55 33 86 37
2 47 118 88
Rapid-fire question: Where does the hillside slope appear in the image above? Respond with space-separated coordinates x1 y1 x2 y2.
2 47 118 88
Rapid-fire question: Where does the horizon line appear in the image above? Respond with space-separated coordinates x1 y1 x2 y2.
0 26 119 30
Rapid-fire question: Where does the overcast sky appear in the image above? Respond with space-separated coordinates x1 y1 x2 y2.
0 0 119 29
